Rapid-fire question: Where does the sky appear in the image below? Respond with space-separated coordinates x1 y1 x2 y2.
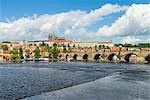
0 0 150 43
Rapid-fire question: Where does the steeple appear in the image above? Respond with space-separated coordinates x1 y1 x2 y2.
48 33 58 41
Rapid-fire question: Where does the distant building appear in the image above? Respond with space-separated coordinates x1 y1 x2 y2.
26 34 114 50
28 40 50 46
71 41 113 48
28 39 113 49
0 42 20 48
97 42 114 47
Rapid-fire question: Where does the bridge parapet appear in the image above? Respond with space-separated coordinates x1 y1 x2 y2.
59 51 150 63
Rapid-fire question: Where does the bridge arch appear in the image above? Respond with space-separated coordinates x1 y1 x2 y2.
94 54 101 61
83 54 88 62
145 54 150 64
124 53 137 63
73 54 78 61
108 53 119 61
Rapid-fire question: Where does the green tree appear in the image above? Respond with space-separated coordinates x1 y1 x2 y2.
25 50 30 58
11 48 19 61
138 43 150 48
44 45 52 58
19 48 24 59
0 45 9 50
34 47 41 58
51 43 59 58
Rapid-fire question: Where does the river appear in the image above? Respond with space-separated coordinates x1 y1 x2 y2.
0 62 150 100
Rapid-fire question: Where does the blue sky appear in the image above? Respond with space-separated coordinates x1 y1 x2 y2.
0 0 150 43
0 0 150 21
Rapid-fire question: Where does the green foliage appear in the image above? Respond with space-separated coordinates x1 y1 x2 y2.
0 45 9 50
138 43 150 48
44 45 50 52
19 48 24 59
34 47 41 58
44 45 52 57
11 49 19 60
25 50 30 58
115 43 150 48
51 43 59 58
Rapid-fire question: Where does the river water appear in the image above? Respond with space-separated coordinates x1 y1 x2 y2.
0 62 149 100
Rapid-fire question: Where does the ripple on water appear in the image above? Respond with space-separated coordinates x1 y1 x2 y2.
0 62 150 100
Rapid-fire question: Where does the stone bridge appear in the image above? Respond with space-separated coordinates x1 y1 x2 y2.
59 51 150 63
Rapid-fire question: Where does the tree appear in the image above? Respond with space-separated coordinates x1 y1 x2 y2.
138 43 150 48
25 50 30 58
45 46 52 58
51 43 59 58
43 45 51 58
0 45 9 50
34 47 41 58
11 48 19 61
19 48 24 59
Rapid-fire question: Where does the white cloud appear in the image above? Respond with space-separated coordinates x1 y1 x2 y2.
96 4 150 37
147 38 150 42
0 4 126 41
122 36 141 44
0 4 149 42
